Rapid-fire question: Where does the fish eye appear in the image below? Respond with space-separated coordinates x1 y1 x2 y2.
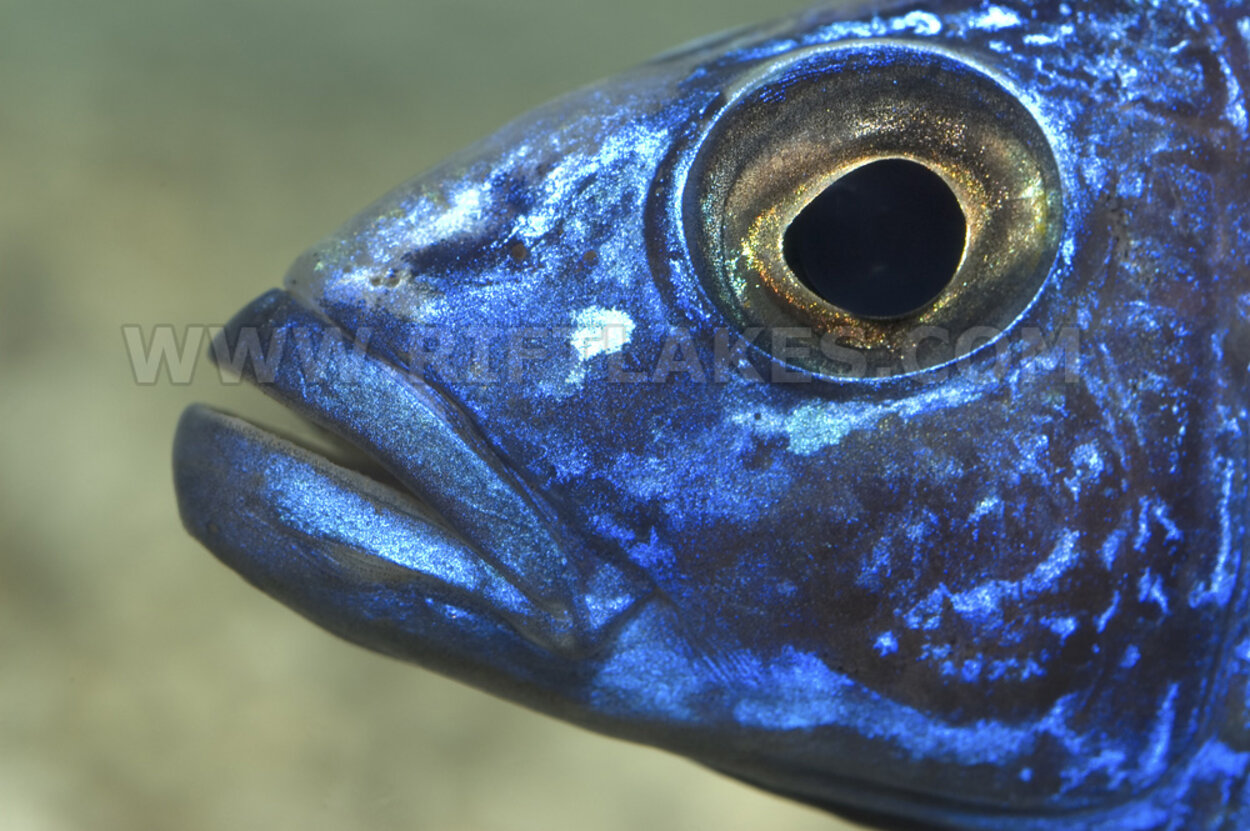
683 43 1064 378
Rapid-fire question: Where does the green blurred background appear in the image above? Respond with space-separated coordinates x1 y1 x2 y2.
0 1 864 828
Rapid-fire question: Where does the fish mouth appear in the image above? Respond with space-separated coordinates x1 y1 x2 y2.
173 290 612 658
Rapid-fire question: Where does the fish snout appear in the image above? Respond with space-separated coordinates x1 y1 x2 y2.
173 290 649 692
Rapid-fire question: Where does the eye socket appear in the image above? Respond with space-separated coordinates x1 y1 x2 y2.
683 43 1064 378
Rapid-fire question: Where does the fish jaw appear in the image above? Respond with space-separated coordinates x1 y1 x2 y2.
172 290 650 683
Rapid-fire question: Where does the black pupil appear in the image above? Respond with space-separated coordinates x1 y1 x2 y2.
782 159 966 319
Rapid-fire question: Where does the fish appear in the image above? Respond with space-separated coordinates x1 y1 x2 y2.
172 1 1250 828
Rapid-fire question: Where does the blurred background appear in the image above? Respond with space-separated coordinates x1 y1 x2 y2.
0 0 864 829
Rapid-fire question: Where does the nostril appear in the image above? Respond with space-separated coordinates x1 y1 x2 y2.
369 267 405 289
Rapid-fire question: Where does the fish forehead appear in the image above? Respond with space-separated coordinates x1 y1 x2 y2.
292 0 1250 372
280 0 1250 809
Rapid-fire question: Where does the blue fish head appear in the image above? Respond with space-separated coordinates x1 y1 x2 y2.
174 1 1250 827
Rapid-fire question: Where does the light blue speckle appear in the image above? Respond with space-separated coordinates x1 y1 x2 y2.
890 10 942 36
1096 591 1121 633
906 531 1082 631
1101 527 1127 570
1189 461 1236 608
969 5 1023 31
1138 569 1170 614
1023 32 1059 46
781 381 980 455
1141 684 1179 779
969 494 1001 522
1236 638 1250 664
1044 616 1079 642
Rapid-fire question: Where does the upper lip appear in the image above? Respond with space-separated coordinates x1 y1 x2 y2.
172 289 595 654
